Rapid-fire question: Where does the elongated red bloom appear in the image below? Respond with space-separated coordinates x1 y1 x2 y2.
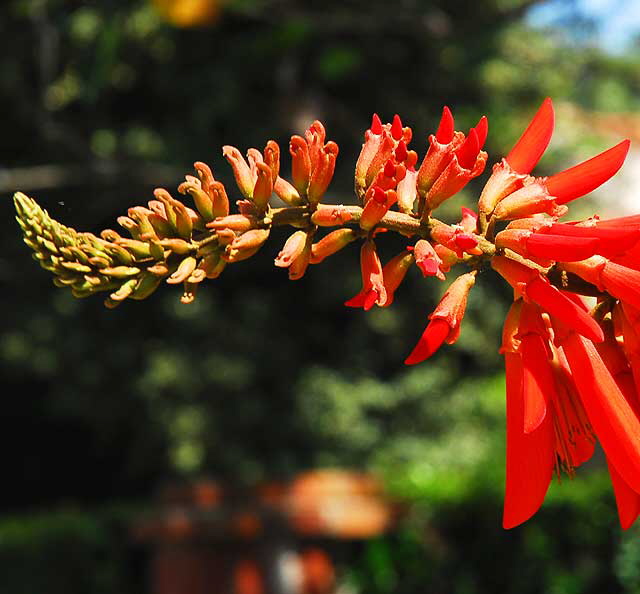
503 351 555 529
546 140 630 204
501 302 555 528
505 98 554 174
405 272 476 364
404 318 450 364
491 256 604 343
608 460 640 530
345 240 387 310
518 303 554 433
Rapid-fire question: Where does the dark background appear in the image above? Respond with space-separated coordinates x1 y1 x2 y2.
2 0 640 592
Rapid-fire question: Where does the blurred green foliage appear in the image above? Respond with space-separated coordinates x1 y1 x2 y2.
2 0 640 592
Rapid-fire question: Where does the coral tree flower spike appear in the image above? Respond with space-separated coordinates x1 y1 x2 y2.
505 98 555 175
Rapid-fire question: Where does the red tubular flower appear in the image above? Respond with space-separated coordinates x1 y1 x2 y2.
405 271 476 364
555 324 640 496
536 222 640 259
491 256 604 343
505 98 555 175
561 256 640 312
430 220 480 258
309 229 357 264
275 230 308 268
417 108 488 215
345 240 387 310
412 239 445 280
416 107 460 196
517 302 555 433
495 228 599 263
354 114 412 199
478 98 554 216
501 301 555 528
222 145 256 198
380 249 415 307
545 140 630 204
493 141 630 220
360 186 397 230
289 121 339 205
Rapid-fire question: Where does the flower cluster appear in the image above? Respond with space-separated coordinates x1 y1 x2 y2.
15 98 639 529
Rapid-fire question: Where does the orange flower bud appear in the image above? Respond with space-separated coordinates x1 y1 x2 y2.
310 229 357 264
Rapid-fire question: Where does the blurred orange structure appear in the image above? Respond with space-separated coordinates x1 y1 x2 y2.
152 0 222 27
134 470 397 594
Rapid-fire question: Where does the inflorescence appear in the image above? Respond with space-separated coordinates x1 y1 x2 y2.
15 98 640 529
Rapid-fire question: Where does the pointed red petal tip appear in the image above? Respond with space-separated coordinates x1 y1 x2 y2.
372 186 387 204
391 114 403 140
383 159 396 178
436 106 455 144
395 141 408 162
505 98 555 174
404 318 450 364
474 115 489 149
502 352 555 529
526 277 604 343
370 113 383 135
608 459 640 530
456 128 480 170
546 139 631 204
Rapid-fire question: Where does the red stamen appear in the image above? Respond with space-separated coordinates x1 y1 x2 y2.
391 114 403 140
436 106 455 144
546 140 630 204
505 98 555 174
456 129 480 170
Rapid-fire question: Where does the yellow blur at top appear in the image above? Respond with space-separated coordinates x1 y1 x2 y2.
152 0 221 27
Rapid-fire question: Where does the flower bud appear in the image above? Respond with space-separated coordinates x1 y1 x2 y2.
310 229 358 264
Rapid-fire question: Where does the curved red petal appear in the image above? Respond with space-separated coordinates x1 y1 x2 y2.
503 352 555 529
546 140 630 204
602 261 640 311
526 234 599 262
391 114 403 140
608 459 640 530
404 318 450 365
456 129 480 170
520 334 552 433
525 277 604 343
436 106 454 144
563 334 640 495
474 115 489 149
505 98 555 174
370 113 383 135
